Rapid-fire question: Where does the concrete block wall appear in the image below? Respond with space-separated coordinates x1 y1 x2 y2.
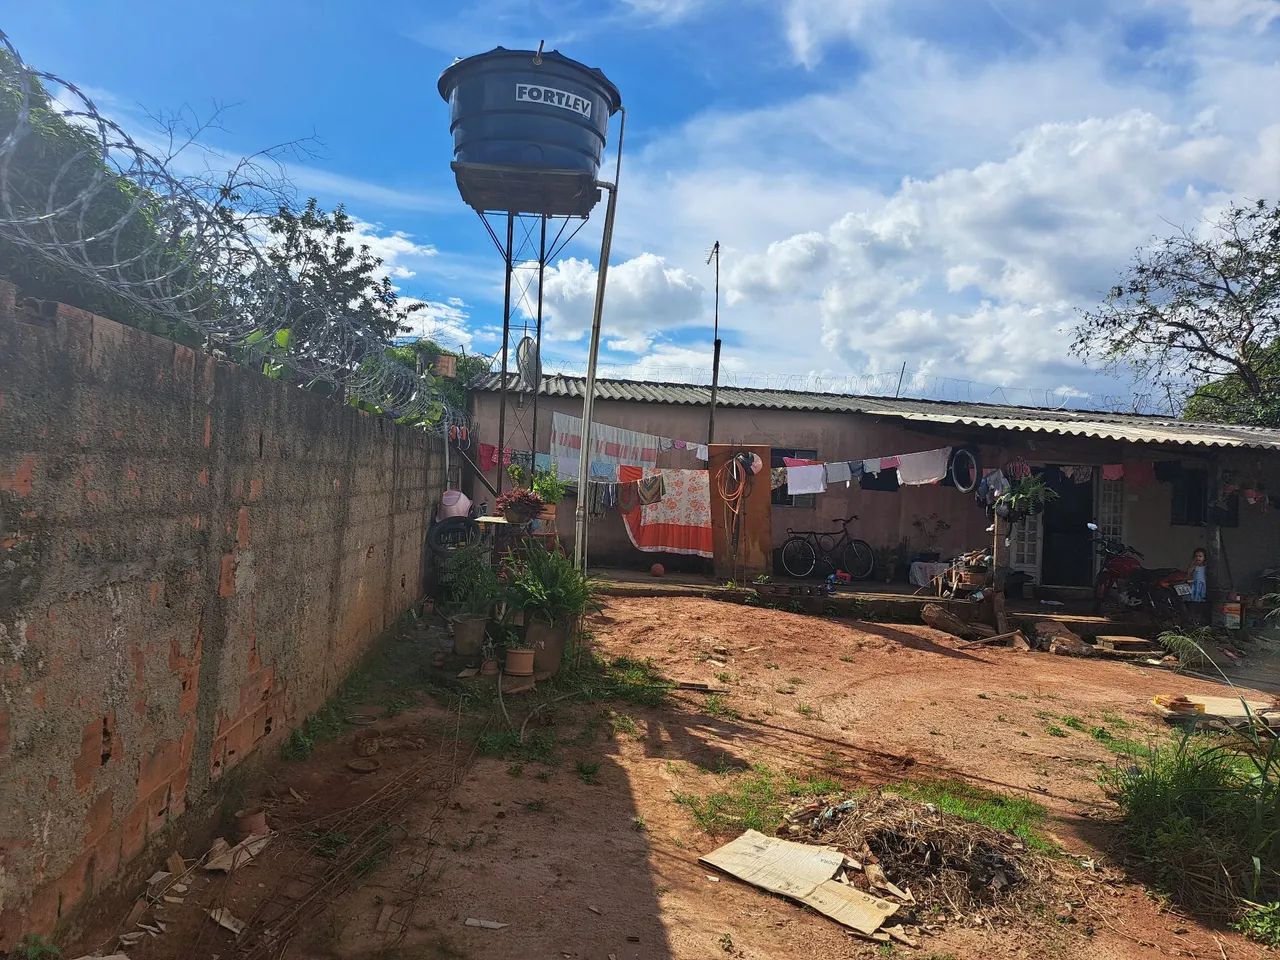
0 282 443 945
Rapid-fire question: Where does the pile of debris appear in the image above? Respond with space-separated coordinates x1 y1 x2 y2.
701 789 1061 945
782 791 1055 924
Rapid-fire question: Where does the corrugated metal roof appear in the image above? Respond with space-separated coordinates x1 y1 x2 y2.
474 373 1280 452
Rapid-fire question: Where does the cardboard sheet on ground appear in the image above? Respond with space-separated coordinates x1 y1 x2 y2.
700 830 898 934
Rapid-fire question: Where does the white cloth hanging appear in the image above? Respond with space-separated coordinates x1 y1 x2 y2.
786 464 826 495
896 447 952 485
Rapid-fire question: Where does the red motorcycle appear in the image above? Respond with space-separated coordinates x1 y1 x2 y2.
1088 523 1190 623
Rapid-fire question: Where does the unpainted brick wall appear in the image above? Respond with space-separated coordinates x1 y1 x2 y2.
0 282 444 944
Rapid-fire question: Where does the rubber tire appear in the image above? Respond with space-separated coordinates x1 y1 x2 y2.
950 448 978 493
842 539 876 580
781 538 818 578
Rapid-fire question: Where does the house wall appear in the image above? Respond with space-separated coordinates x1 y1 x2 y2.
471 389 1280 592
0 284 442 946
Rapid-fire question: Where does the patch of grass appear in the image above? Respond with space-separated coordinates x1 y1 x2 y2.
839 654 854 663
1235 901 1280 946
715 671 732 684
795 703 816 718
506 763 524 777
775 684 797 695
704 694 740 720
632 816 647 832
1101 711 1131 730
310 829 350 860
523 798 547 812
1008 692 1029 701
576 760 600 785
1062 715 1086 732
608 711 639 737
1089 726 1113 743
11 935 61 960
719 932 736 953
1103 731 1280 919
673 764 839 834
892 779 1052 851
1045 725 1068 738
477 728 557 764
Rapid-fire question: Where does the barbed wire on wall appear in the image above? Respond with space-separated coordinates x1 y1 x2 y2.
0 30 451 426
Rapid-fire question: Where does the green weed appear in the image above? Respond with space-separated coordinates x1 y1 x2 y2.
11 935 60 960
632 816 647 832
1062 716 1086 732
891 779 1052 851
1234 901 1280 946
608 711 639 737
1046 725 1067 738
673 764 839 834
703 694 740 720
715 671 732 684
576 760 600 784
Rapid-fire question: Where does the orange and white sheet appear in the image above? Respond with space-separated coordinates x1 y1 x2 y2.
618 466 713 559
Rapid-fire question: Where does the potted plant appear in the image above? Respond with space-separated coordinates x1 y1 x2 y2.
505 542 597 679
910 512 951 562
441 544 499 657
496 487 544 524
531 469 568 524
489 623 535 678
997 475 1059 523
873 546 897 584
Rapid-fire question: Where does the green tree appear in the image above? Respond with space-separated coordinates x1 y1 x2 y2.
1073 199 1280 425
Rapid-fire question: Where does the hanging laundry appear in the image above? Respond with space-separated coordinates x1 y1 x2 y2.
619 466 713 558
848 461 865 481
862 458 882 476
824 461 852 485
786 464 826 495
658 437 675 452
895 447 952 485
770 466 787 491
636 474 667 505
590 460 618 482
1153 461 1183 483
783 456 821 467
1102 463 1124 481
550 411 660 481
477 442 511 472
694 445 709 461
1124 461 1156 487
618 480 640 514
510 450 532 472
880 455 901 471
673 439 687 450
587 479 609 519
860 468 900 492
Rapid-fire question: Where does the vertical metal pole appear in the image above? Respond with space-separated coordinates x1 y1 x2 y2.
573 183 619 570
531 215 546 466
496 211 514 495
707 241 721 445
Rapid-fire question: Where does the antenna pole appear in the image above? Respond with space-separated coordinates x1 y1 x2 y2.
531 214 547 467
894 361 906 398
706 240 721 445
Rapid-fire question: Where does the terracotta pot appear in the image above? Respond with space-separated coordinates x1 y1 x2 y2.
502 506 536 524
234 806 268 841
451 615 487 657
526 616 568 681
538 503 557 522
504 647 535 677
480 658 500 677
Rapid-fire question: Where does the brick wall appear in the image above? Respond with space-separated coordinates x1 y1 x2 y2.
0 283 443 945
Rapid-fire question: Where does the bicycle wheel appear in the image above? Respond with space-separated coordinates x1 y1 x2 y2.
780 537 817 578
841 539 875 580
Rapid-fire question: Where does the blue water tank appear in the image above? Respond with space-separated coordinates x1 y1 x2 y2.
438 47 622 217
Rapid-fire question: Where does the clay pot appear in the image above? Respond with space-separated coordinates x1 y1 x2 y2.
234 807 268 841
353 730 381 757
480 658 500 677
504 647 535 677
451 615 487 657
526 616 568 681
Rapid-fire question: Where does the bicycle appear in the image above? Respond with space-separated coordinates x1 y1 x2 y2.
780 515 875 580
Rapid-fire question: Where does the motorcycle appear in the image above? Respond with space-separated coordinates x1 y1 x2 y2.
1087 522 1191 624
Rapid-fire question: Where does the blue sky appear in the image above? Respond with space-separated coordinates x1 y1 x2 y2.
7 0 1280 408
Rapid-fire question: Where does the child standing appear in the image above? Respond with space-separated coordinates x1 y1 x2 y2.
1187 547 1208 602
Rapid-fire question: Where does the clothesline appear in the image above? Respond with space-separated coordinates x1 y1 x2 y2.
781 446 958 496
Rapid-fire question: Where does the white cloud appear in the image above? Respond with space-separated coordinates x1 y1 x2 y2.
783 0 886 67
1171 0 1280 31
538 253 704 340
399 297 474 350
349 219 437 281
621 0 707 24
606 334 655 352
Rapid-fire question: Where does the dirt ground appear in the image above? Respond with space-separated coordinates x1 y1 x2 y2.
73 596 1272 960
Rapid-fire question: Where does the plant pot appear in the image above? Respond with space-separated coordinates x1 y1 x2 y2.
502 507 536 525
504 647 535 677
451 615 487 657
538 503 557 522
480 658 499 677
526 616 568 680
